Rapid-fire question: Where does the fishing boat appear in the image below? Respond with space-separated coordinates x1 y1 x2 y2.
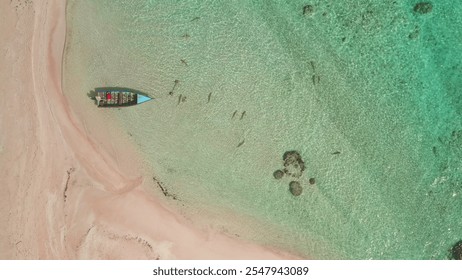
94 88 152 107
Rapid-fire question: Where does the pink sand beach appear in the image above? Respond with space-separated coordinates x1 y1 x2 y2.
0 0 300 259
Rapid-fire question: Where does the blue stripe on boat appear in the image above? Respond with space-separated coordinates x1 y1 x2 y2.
137 94 151 104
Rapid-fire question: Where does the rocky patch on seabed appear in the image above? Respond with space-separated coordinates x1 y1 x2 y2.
273 150 312 197
282 150 305 178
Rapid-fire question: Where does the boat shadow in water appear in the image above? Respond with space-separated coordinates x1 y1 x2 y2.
87 90 97 103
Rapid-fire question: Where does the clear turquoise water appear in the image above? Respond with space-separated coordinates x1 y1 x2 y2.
64 0 462 259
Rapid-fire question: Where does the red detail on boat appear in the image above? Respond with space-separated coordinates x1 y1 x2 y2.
106 92 111 100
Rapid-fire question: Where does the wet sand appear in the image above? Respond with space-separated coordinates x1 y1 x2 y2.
0 0 298 259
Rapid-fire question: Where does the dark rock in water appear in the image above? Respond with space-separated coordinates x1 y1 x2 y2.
451 240 462 260
283 150 305 178
303 5 314 16
413 2 433 14
283 151 303 164
309 177 316 185
273 170 284 179
289 181 303 196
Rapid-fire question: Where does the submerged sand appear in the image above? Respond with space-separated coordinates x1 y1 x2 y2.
0 0 298 259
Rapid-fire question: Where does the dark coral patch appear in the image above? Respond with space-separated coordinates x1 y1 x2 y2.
283 151 305 178
450 240 462 260
289 181 303 196
303 4 314 16
273 170 284 179
413 2 433 14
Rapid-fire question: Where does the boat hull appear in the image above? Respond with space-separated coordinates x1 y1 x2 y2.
95 89 152 107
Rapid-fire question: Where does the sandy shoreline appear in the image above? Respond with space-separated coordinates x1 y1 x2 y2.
0 0 298 259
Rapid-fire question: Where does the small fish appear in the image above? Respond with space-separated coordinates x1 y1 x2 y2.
207 92 212 103
182 33 190 39
332 151 341 155
237 139 245 147
310 61 316 72
312 74 321 85
232 110 238 119
180 59 188 66
191 16 200 21
170 79 180 94
181 95 187 102
178 94 182 105
432 146 437 156
240 111 246 120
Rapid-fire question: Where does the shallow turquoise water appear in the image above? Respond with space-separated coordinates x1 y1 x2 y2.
64 0 462 259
